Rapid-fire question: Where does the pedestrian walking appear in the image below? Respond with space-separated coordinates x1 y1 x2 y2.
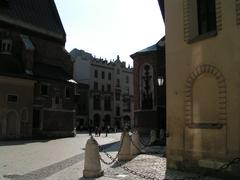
105 125 110 137
98 127 101 137
95 126 98 137
88 126 92 136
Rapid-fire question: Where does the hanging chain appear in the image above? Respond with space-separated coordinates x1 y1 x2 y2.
92 134 124 165
130 132 165 155
90 133 240 180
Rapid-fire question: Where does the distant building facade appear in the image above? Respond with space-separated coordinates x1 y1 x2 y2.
0 0 75 139
165 0 240 177
74 83 89 131
71 49 134 130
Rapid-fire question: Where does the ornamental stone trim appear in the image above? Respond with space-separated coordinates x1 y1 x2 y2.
185 64 227 127
236 0 240 25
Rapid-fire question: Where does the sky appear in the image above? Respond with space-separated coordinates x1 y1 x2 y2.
55 0 165 66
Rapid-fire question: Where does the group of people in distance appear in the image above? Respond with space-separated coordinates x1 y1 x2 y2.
89 125 110 137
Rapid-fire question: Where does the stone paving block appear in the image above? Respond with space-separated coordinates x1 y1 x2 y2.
100 154 224 180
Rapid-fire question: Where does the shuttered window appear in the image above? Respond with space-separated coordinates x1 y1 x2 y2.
183 0 221 42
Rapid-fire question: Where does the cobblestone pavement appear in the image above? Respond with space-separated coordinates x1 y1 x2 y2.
100 154 224 180
0 133 226 180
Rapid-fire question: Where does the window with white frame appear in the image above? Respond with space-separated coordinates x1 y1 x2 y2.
0 39 12 54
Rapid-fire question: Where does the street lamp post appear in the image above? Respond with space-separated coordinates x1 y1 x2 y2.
157 76 165 145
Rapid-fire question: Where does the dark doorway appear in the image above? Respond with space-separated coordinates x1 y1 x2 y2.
33 109 41 129
93 114 100 127
104 114 111 126
6 111 18 138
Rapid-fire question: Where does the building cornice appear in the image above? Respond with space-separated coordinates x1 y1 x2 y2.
0 15 65 42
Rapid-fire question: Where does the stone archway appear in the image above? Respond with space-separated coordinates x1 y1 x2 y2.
184 64 227 157
6 111 18 138
93 114 100 127
185 64 227 125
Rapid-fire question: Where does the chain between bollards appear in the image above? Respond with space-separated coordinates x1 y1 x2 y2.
89 132 240 180
91 133 125 165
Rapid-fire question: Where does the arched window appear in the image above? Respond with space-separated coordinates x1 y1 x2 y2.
140 64 154 110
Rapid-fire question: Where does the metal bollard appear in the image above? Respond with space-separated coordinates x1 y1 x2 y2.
130 131 141 156
118 131 132 161
83 136 104 178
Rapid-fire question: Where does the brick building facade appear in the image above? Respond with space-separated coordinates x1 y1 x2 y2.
130 38 165 136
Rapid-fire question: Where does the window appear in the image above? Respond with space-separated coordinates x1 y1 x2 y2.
104 96 111 111
108 72 111 80
93 95 101 110
55 96 60 104
141 64 153 110
94 82 98 90
116 106 120 116
183 0 217 42
126 87 129 94
53 95 62 108
102 85 105 92
115 91 120 101
126 76 129 84
41 84 49 95
123 98 131 112
107 84 111 92
94 69 98 78
7 95 18 103
0 39 12 54
197 0 216 35
102 71 105 79
116 79 120 87
117 69 120 74
65 86 70 98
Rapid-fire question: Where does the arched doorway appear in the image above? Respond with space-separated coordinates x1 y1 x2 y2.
93 114 100 127
103 114 111 126
6 111 18 138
